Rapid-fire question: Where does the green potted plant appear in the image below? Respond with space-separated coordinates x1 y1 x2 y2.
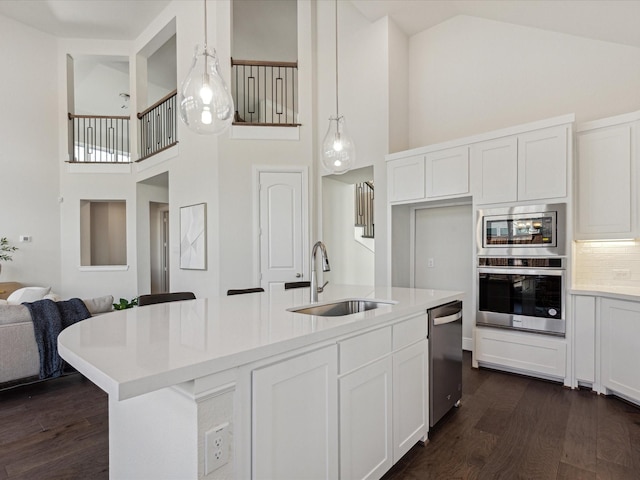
0 237 18 274
113 297 138 310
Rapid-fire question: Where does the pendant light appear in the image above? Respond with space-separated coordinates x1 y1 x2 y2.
321 0 355 175
179 0 234 135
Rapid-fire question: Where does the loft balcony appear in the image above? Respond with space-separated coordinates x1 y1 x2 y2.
68 90 178 164
68 113 130 163
67 59 298 165
137 89 178 162
231 58 300 127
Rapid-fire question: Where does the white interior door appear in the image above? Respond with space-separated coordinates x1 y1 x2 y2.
258 170 306 292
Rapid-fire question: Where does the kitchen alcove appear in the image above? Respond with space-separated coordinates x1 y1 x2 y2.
322 166 375 287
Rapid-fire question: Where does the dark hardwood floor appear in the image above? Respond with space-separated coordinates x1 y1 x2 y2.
1 352 640 479
0 374 108 480
384 352 640 480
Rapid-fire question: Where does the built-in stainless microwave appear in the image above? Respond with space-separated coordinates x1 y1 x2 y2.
477 203 566 256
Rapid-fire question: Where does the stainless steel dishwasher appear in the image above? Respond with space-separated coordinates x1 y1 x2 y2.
428 300 462 427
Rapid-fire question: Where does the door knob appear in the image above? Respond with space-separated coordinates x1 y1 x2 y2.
296 273 302 278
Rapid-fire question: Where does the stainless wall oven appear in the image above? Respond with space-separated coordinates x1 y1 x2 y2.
477 203 566 256
476 257 565 336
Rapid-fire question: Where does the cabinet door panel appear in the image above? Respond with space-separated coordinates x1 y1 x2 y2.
425 146 469 198
471 137 518 205
518 126 568 201
518 126 567 200
600 299 640 401
576 125 633 238
574 296 596 383
340 357 392 480
252 346 338 480
387 155 425 203
393 340 428 461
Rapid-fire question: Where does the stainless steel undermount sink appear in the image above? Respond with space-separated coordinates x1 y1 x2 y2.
288 299 396 317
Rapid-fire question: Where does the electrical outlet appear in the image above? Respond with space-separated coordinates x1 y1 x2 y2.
205 422 230 474
427 258 435 268
613 269 631 279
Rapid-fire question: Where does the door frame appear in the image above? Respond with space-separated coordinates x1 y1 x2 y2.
252 166 310 289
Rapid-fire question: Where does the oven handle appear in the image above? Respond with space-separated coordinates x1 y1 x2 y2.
477 267 564 276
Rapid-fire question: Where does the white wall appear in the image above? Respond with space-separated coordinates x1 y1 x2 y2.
232 0 297 62
133 0 225 300
387 18 409 154
216 1 314 294
74 57 130 116
0 15 61 291
409 15 640 146
316 2 395 287
414 204 474 349
57 34 137 300
136 178 169 295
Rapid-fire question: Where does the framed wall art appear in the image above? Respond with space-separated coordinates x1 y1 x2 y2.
180 202 207 270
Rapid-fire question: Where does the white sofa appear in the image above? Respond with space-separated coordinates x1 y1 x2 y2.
0 292 113 386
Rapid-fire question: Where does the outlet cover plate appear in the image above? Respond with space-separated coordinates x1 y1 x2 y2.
205 422 230 474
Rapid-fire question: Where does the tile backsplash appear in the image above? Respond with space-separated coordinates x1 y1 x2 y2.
573 241 640 288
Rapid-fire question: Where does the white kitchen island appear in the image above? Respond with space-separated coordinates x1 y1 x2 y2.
58 285 463 480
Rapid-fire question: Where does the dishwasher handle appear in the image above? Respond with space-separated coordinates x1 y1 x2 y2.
433 310 462 326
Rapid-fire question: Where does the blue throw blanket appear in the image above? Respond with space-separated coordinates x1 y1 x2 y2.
23 298 91 379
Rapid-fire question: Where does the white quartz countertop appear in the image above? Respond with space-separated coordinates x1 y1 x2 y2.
59 285 463 401
571 287 640 302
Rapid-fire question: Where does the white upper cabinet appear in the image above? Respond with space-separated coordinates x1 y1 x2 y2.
471 136 518 205
425 146 469 199
472 125 568 205
387 146 470 204
386 115 573 207
518 126 568 201
575 121 636 239
387 155 425 203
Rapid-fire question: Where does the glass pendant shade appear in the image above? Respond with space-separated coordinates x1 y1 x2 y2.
321 116 355 175
179 46 234 135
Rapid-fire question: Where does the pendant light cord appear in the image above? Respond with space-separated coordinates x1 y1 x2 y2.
335 0 339 118
203 0 208 50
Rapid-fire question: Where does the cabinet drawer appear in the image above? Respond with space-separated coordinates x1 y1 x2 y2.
339 327 391 374
392 314 427 351
475 327 566 379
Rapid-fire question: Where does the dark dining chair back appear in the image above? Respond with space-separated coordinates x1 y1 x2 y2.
227 288 264 296
138 291 196 306
284 281 311 290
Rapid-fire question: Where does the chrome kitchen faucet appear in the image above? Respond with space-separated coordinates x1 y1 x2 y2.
310 241 330 303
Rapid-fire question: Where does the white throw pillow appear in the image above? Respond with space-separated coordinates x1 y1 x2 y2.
7 286 51 304
83 295 114 315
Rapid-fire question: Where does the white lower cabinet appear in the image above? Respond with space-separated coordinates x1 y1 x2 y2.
338 314 429 480
474 327 567 381
252 345 338 480
339 356 393 480
392 339 428 461
252 314 430 480
600 299 640 402
573 295 596 385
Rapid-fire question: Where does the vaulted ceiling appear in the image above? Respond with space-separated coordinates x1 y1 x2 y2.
1 0 639 49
